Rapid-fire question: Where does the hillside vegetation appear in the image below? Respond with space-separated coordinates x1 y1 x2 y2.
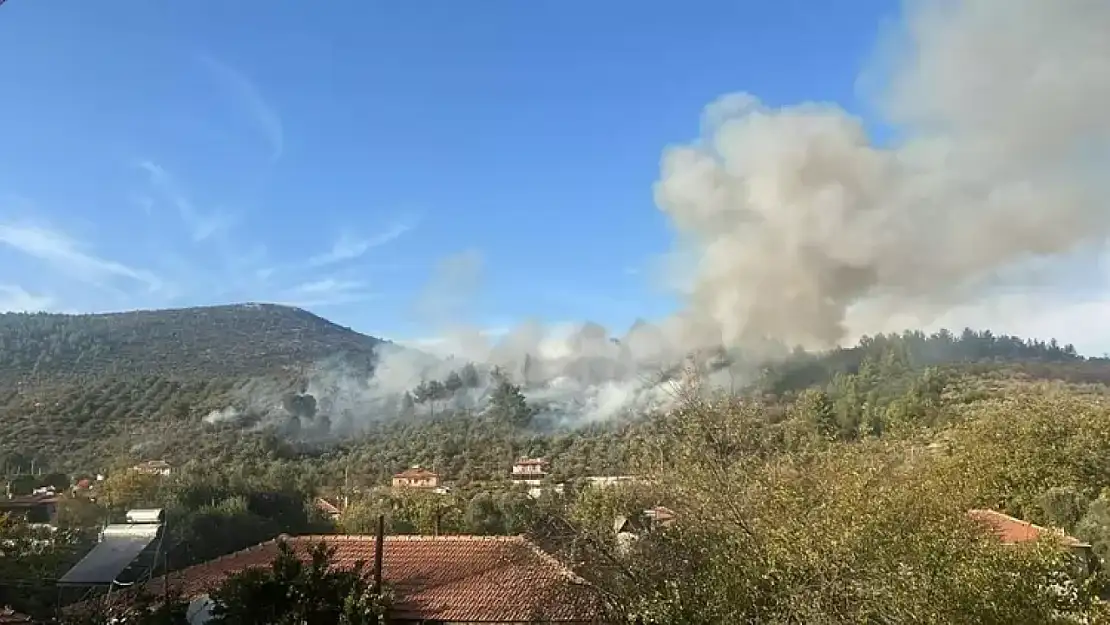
3 303 1110 482
0 303 382 382
0 304 385 470
5 306 1110 620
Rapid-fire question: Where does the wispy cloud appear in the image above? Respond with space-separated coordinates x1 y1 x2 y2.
0 285 54 312
136 160 235 242
0 221 163 292
308 222 415 268
293 277 366 295
278 277 378 309
197 53 284 161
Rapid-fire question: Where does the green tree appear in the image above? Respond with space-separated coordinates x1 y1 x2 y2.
444 371 464 393
1036 486 1090 532
553 393 1105 624
56 497 107 529
486 370 533 428
399 392 415 417
459 362 481 388
207 540 391 625
465 492 504 535
796 388 836 440
7 474 36 496
61 590 191 625
39 472 71 491
1076 494 1110 562
102 469 164 509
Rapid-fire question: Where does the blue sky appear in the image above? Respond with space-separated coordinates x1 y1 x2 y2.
1 0 895 341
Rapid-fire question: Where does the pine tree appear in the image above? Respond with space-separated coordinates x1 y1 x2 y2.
444 371 464 393
459 362 481 388
799 389 837 440
399 392 415 417
486 369 533 428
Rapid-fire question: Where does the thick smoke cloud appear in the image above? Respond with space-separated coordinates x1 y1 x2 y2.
660 0 1110 348
211 0 1110 432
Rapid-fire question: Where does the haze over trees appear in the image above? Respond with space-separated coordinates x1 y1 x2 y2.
3 306 1110 620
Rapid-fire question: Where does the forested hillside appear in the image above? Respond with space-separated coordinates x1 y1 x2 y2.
5 307 1110 620
0 304 387 471
3 302 1109 481
0 303 382 382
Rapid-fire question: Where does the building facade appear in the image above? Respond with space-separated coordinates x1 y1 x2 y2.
392 466 440 489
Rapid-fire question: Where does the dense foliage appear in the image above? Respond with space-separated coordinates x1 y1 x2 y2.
4 306 1110 620
0 304 381 382
0 304 385 471
207 541 391 625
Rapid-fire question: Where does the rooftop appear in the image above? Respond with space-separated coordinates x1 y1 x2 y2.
129 534 605 622
968 509 1089 547
0 607 30 624
0 495 59 507
314 497 342 516
393 467 438 479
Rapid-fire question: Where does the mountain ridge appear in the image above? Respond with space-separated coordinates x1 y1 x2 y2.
0 302 386 383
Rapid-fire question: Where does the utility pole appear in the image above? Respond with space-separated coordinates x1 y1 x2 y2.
343 463 350 510
372 514 384 594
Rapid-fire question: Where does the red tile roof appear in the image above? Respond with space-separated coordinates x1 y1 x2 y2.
393 467 438 479
135 535 605 622
968 509 1088 547
314 497 342 516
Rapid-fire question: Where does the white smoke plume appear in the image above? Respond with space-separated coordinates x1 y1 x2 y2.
203 406 241 424
212 0 1110 431
661 0 1110 348
393 0 1110 417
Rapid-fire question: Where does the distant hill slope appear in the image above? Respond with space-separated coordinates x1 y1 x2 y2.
5 305 1110 474
0 303 384 382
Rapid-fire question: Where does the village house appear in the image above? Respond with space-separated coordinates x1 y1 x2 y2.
511 457 549 486
313 497 342 522
969 509 1097 575
615 506 677 554
391 466 439 489
96 534 606 624
511 458 567 499
969 509 1089 549
131 460 172 476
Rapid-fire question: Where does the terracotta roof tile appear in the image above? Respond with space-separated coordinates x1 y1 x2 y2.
136 535 604 622
393 467 438 479
968 509 1088 547
314 497 341 516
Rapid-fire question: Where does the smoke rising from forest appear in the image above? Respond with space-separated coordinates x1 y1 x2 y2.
208 0 1110 432
667 0 1110 348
